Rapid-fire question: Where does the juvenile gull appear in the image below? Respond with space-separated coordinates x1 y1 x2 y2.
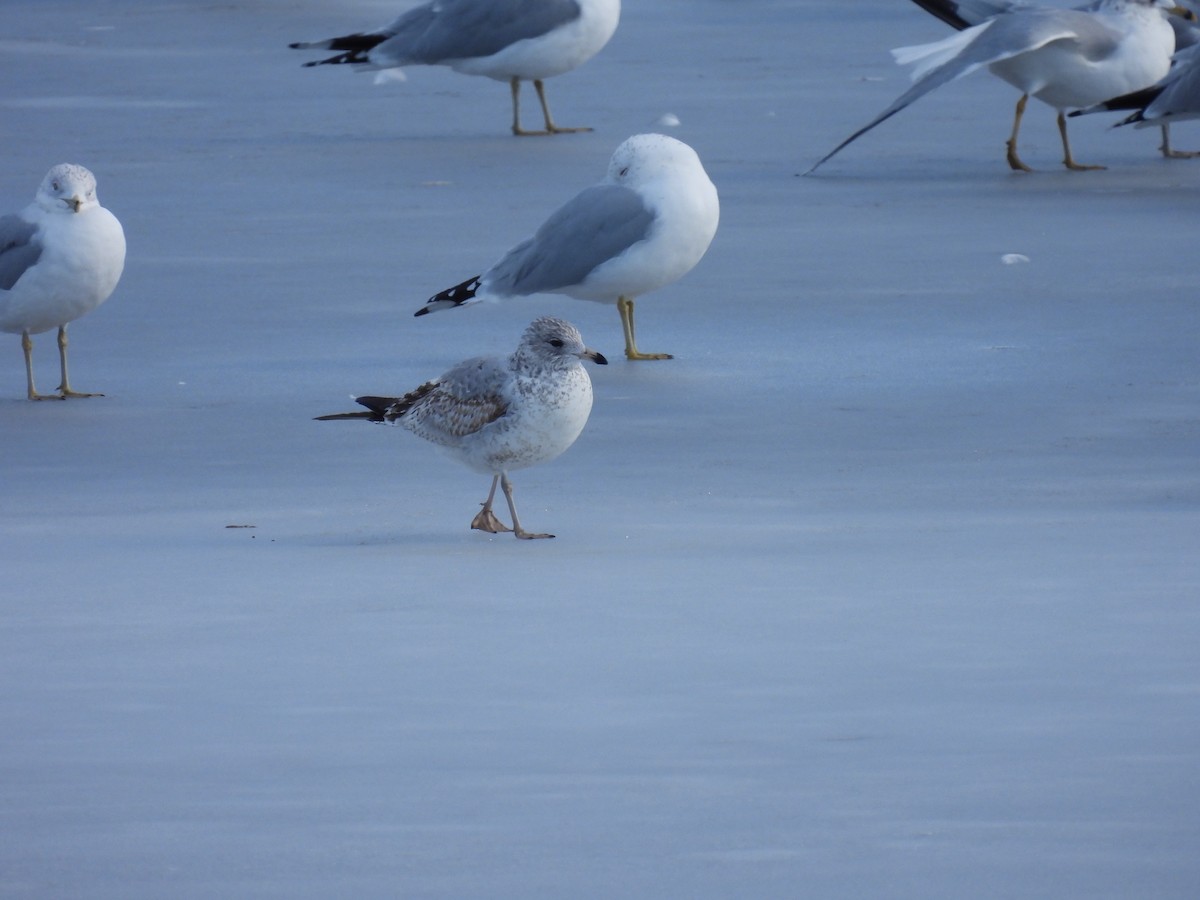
0 164 126 400
289 0 620 135
316 317 606 540
415 133 719 361
807 0 1176 173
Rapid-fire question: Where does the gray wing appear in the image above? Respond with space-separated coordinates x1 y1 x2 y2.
1142 43 1200 120
484 184 655 296
806 9 1120 173
0 214 41 291
396 356 510 446
372 0 581 66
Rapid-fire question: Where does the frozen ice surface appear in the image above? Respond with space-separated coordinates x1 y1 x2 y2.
1 1 1198 898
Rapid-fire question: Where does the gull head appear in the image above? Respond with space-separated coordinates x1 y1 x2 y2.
521 317 607 368
607 133 706 188
36 163 100 214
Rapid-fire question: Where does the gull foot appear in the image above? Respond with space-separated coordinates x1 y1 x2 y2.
512 125 593 137
471 508 512 534
625 349 673 361
514 528 555 540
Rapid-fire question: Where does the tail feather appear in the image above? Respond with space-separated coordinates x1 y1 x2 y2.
414 276 482 317
290 32 387 66
315 395 397 422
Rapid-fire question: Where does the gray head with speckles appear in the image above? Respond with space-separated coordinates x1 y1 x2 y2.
36 163 100 214
519 317 608 368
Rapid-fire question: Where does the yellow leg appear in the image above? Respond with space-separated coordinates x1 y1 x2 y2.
21 331 62 401
531 79 590 135
511 78 591 136
56 325 102 398
1058 112 1104 171
618 295 672 360
500 473 553 540
1006 94 1033 172
471 474 513 533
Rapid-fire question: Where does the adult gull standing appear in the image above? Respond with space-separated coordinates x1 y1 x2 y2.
0 164 126 400
414 133 720 361
907 0 1200 158
807 0 1177 173
290 0 620 135
317 317 606 540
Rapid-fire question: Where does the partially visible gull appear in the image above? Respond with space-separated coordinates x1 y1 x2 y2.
0 164 125 400
1072 40 1200 156
290 0 620 135
317 317 606 540
909 0 1200 158
807 0 1177 173
415 134 719 361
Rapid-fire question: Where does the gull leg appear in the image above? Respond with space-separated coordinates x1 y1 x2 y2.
1058 112 1104 171
1006 94 1033 172
56 325 102 399
532 79 591 135
500 472 553 540
510 78 550 136
1159 124 1200 159
471 474 513 533
617 295 672 361
22 331 62 401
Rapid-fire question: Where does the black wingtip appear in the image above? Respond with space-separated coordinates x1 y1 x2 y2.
415 275 482 317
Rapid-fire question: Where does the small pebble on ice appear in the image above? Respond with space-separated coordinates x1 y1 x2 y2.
656 113 681 127
1001 253 1030 265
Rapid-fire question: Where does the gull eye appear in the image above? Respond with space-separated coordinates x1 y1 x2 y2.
619 167 629 177
548 339 564 348
52 181 60 191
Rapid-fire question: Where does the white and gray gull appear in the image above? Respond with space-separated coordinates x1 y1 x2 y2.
0 164 126 400
414 134 719 361
316 317 607 540
290 0 620 135
807 0 1177 173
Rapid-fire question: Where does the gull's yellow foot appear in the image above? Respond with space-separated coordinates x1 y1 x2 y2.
617 295 673 361
625 347 673 361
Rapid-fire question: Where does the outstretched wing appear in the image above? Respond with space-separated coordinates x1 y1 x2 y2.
806 9 1120 173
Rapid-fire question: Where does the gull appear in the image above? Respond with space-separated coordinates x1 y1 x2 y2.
1071 42 1200 156
414 133 719 361
0 164 125 401
316 317 606 540
909 0 1200 157
289 0 620 136
807 0 1177 173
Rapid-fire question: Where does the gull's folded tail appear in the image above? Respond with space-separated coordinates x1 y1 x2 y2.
414 276 482 317
290 32 387 66
315 395 397 422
